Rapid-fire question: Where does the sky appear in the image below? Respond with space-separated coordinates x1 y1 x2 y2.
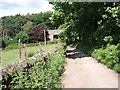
0 0 54 17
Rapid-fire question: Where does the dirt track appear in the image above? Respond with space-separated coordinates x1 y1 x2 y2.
61 47 118 88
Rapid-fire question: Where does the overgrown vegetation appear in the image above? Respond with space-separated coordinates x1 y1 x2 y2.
91 36 120 72
50 2 120 72
1 46 65 89
92 44 120 72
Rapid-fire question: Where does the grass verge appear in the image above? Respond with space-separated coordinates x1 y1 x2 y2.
1 45 65 89
2 42 60 67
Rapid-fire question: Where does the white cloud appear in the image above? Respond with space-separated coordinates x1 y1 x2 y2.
0 0 53 17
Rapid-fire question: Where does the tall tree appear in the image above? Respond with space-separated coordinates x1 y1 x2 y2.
51 2 120 45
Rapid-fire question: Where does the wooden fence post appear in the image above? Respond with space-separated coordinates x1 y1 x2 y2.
18 39 21 61
23 44 27 61
39 43 43 58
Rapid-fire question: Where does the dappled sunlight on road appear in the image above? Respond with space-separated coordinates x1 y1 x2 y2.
61 47 118 88
66 47 87 59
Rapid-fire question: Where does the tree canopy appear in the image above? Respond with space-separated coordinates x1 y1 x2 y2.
51 2 120 46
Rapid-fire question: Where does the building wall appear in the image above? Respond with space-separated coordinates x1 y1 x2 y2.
49 33 54 41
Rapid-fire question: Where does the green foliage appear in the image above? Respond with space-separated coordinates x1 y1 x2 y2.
3 36 11 46
49 11 65 29
59 31 66 43
103 36 113 44
94 3 120 45
13 31 29 43
26 11 53 29
92 44 120 72
2 14 27 38
58 23 67 30
23 21 33 33
3 47 65 89
51 2 120 73
1 11 54 43
51 2 120 46
2 40 6 49
52 2 105 44
58 23 68 43
27 52 35 57
113 64 120 72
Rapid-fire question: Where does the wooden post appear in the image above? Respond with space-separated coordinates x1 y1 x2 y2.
44 29 46 46
23 44 27 61
18 39 21 60
39 43 43 58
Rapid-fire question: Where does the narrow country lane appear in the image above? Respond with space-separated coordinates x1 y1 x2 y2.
61 47 118 88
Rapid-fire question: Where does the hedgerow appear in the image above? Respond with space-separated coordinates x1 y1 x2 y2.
1 46 65 89
92 43 120 72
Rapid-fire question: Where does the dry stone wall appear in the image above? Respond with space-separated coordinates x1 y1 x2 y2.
0 46 64 84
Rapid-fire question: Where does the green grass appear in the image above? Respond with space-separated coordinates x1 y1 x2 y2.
4 40 59 50
2 43 59 67
1 46 65 89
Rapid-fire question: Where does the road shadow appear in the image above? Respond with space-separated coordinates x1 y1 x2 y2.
66 47 87 59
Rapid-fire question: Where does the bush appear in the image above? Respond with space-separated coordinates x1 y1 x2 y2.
92 44 120 72
113 64 120 73
3 36 11 46
13 31 29 44
59 31 66 43
2 40 6 49
103 36 113 44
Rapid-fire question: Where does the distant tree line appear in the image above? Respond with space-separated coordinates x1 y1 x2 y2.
1 11 64 48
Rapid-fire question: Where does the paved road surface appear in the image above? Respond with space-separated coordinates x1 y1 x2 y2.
61 47 118 88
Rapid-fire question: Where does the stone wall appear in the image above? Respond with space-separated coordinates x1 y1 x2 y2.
0 46 63 85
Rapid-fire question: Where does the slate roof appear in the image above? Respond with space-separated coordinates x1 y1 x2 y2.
48 30 63 35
